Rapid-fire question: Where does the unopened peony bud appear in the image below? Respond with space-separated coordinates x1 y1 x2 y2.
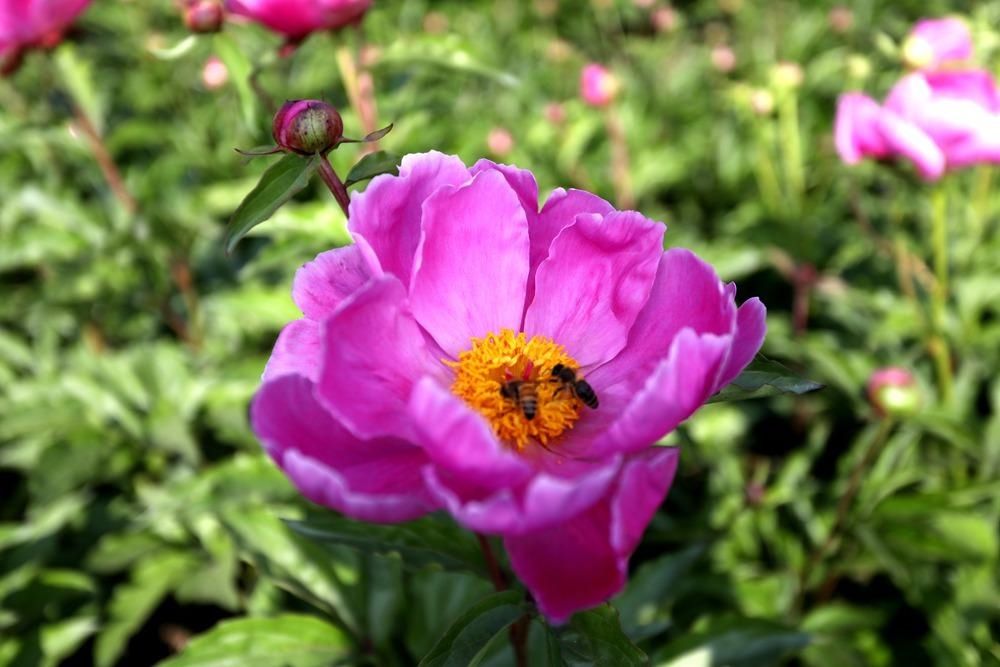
867 367 921 418
772 61 804 89
580 63 620 107
487 127 514 157
828 6 853 33
544 102 566 125
652 7 678 33
202 56 228 89
847 54 871 81
272 100 344 155
750 88 774 115
185 0 224 33
710 45 736 73
901 34 935 71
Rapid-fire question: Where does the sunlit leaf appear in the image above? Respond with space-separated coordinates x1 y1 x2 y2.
710 357 823 403
344 150 401 188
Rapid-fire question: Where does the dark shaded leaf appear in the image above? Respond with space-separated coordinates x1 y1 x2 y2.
710 357 823 403
285 513 486 576
653 618 810 666
557 605 647 666
344 151 401 188
418 591 525 667
613 544 707 640
225 153 319 254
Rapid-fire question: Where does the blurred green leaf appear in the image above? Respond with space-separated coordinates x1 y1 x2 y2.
344 150 401 188
225 153 319 254
710 358 823 403
418 590 525 667
158 614 349 667
212 32 258 129
654 619 810 667
614 545 707 640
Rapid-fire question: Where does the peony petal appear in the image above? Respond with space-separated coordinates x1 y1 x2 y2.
470 159 540 222
876 109 946 180
292 244 378 320
925 70 1000 112
408 377 533 489
909 17 973 68
716 296 767 389
409 169 530 357
316 277 447 441
252 375 436 522
524 211 664 368
348 151 470 288
835 93 887 164
262 319 323 382
422 455 620 535
532 188 615 274
588 329 731 457
504 447 679 622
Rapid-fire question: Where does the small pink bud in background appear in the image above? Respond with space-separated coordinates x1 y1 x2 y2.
184 0 224 33
772 61 804 89
544 102 566 125
533 0 558 18
580 63 620 107
359 44 381 68
902 17 972 71
632 0 655 8
652 6 678 33
422 11 448 34
710 45 736 73
272 100 344 155
545 39 573 63
828 6 853 34
487 127 514 157
867 367 921 418
201 56 228 89
750 88 774 115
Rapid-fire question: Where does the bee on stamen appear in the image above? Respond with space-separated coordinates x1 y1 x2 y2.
499 364 539 420
550 363 599 410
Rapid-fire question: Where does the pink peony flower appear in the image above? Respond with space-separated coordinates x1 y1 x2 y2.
225 0 371 40
251 152 766 621
902 17 972 71
835 70 1000 181
0 0 91 72
580 63 620 108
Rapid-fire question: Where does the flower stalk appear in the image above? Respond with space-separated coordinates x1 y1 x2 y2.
317 154 351 217
72 106 138 215
929 185 953 403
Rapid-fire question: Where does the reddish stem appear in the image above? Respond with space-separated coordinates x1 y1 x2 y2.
477 534 528 667
72 106 137 215
317 154 351 217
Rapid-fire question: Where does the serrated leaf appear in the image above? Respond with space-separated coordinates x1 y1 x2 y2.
158 614 349 667
344 151 401 188
225 153 319 254
285 513 486 576
419 591 525 667
710 357 823 403
557 605 647 666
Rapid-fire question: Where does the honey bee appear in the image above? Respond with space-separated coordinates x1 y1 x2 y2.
550 363 599 410
500 364 539 420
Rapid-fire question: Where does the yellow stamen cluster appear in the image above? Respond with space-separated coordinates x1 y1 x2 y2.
448 329 583 451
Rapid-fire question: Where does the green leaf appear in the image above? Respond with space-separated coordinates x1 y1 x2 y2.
344 151 401 188
556 605 648 666
285 513 486 576
419 591 525 667
212 32 257 129
147 35 198 61
158 614 349 667
709 357 823 403
654 619 810 667
225 153 319 254
613 544 707 640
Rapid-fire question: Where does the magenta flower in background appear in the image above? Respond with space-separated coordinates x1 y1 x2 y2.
580 63 620 108
226 0 371 40
902 17 972 71
835 69 1000 181
0 0 91 72
251 152 766 621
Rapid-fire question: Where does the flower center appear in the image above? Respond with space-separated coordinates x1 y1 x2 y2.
448 329 584 451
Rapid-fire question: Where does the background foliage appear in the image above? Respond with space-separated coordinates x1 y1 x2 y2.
1 0 998 665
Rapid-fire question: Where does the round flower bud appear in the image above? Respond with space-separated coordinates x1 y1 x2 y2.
580 63 620 108
272 100 344 155
710 45 736 73
185 0 224 34
749 88 775 116
867 367 921 418
487 127 514 157
901 34 935 71
828 6 853 34
201 56 228 90
771 61 804 89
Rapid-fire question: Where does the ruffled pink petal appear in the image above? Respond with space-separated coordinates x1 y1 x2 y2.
315 277 447 442
532 188 615 276
408 377 533 489
925 70 1000 112
422 453 620 535
524 211 664 367
835 93 888 164
876 108 947 180
588 329 732 458
409 169 530 357
716 296 766 388
292 244 378 320
504 447 679 622
262 319 323 382
910 17 973 67
884 73 933 118
348 151 470 288
470 159 540 223
252 375 437 522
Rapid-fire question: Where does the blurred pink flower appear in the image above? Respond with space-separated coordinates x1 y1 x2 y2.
903 17 972 71
251 152 766 621
580 63 619 108
225 0 370 40
835 70 1000 180
201 56 229 89
0 0 91 73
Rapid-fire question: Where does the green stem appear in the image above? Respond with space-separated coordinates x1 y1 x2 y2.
777 89 804 212
929 185 953 404
752 119 783 216
317 154 351 218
